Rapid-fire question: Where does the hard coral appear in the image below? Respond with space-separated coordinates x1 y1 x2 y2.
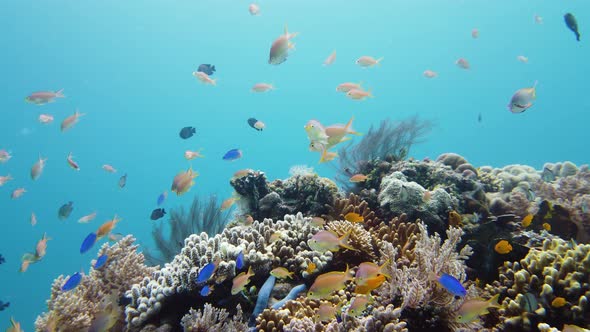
180 303 247 332
325 193 382 228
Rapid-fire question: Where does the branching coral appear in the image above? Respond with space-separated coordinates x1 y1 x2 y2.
180 303 247 332
324 193 382 228
371 214 418 266
144 195 231 266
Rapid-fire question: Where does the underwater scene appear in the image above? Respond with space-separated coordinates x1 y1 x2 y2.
1 0 589 331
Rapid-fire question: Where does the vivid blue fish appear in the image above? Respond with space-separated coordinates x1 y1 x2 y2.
200 285 214 296
157 191 167 206
436 273 466 297
236 250 245 270
222 149 243 161
61 272 82 291
93 254 108 269
80 232 98 254
196 262 217 284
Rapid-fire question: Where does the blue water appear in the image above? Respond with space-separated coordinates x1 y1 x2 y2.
0 0 587 330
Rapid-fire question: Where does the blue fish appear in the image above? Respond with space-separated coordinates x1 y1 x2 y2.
236 250 245 270
157 191 167 206
222 149 242 161
61 272 82 291
93 254 108 269
80 232 98 254
200 285 214 296
436 273 466 297
196 262 217 284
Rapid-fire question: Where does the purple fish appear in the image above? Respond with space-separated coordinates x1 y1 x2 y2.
80 232 98 254
223 149 243 161
61 272 82 291
25 89 65 105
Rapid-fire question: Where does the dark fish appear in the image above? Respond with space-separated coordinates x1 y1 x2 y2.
0 254 4 265
80 232 98 254
247 118 261 131
150 208 166 220
118 173 127 188
0 301 9 311
197 64 216 76
523 292 538 312
61 272 82 291
564 13 581 41
58 201 74 220
93 254 108 269
478 113 482 123
179 126 196 139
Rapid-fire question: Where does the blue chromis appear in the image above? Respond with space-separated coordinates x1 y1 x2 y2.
93 254 108 269
200 285 214 297
434 273 466 297
80 232 98 254
61 272 82 291
196 261 218 284
222 149 243 161
157 191 167 206
236 250 245 270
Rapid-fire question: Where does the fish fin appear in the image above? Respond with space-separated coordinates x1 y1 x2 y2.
376 57 384 66
338 230 356 251
319 149 329 163
55 89 65 98
488 293 501 308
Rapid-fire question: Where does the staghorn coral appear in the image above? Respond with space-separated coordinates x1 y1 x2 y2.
180 303 247 332
35 236 156 331
324 193 382 228
485 238 590 331
371 214 418 266
325 220 376 262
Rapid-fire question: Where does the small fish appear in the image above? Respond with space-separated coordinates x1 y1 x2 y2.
0 301 8 311
221 196 240 211
455 294 500 323
346 88 373 100
399 185 409 201
433 273 466 297
349 174 369 182
150 208 166 220
316 302 341 322
336 82 363 93
270 267 294 279
542 222 551 231
308 265 353 300
30 154 48 180
344 212 364 223
478 112 482 123
231 265 255 295
269 231 283 243
305 120 329 145
171 167 199 195
522 214 534 228
38 114 54 124
66 152 80 171
319 149 338 163
323 50 336 66
61 272 82 291
0 150 12 163
93 254 108 269
30 212 37 226
19 259 31 273
251 83 275 93
118 173 127 188
196 261 218 284
423 190 432 202
179 126 196 139
233 169 252 179
456 58 470 69
0 175 13 186
248 3 260 15
423 70 438 78
247 118 265 131
236 250 245 269
185 149 204 160
508 81 537 113
223 149 243 161
11 188 26 199
551 297 566 308
534 14 543 25
517 55 529 63
200 285 214 296
564 13 581 41
308 230 354 252
306 262 317 274
25 89 65 105
269 25 298 65
494 240 513 254
192 71 216 85
102 164 117 173
80 232 98 254
61 109 85 132
78 211 97 224
355 260 390 285
6 317 23 332
563 325 590 332
525 188 535 201
541 167 555 182
310 217 325 227
107 233 123 243
35 232 51 258
353 274 386 294
96 215 123 238
197 64 216 75
471 28 479 39
523 292 538 312
58 201 74 220
348 295 372 317
157 191 167 206
244 214 254 225
356 56 383 67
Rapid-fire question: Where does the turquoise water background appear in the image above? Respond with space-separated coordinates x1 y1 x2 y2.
0 0 587 330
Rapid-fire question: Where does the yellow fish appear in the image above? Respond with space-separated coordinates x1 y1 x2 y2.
355 260 390 285
231 266 255 295
494 240 512 255
448 210 462 227
455 294 500 323
522 214 533 227
308 230 355 252
270 267 294 279
221 196 240 211
354 274 386 294
349 174 369 183
551 297 566 308
543 222 551 231
347 295 372 317
315 301 342 322
344 212 364 223
305 262 317 274
308 265 353 300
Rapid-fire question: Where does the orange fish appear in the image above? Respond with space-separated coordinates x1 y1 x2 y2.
423 190 432 202
543 223 551 231
102 164 117 173
30 154 48 180
349 174 369 183
344 212 364 223
551 297 566 308
35 232 51 258
353 274 386 294
19 260 31 273
346 88 373 100
323 50 337 66
232 266 255 295
268 25 298 65
355 260 390 285
316 301 342 322
448 210 462 227
305 262 317 274
308 265 353 300
336 82 363 93
6 317 23 332
96 215 122 239
61 109 85 132
171 167 199 196
522 214 533 227
192 71 216 85
233 169 252 179
67 152 80 171
251 83 275 93
355 56 383 67
494 240 512 255
0 174 13 186
221 196 240 211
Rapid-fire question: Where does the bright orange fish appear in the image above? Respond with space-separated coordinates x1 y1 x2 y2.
344 212 364 223
96 215 122 239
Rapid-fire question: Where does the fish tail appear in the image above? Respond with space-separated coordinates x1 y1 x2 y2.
338 231 356 251
55 89 65 98
345 116 362 135
488 293 501 308
376 57 384 65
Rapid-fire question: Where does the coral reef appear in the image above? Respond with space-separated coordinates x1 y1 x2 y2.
35 236 156 331
180 303 247 332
